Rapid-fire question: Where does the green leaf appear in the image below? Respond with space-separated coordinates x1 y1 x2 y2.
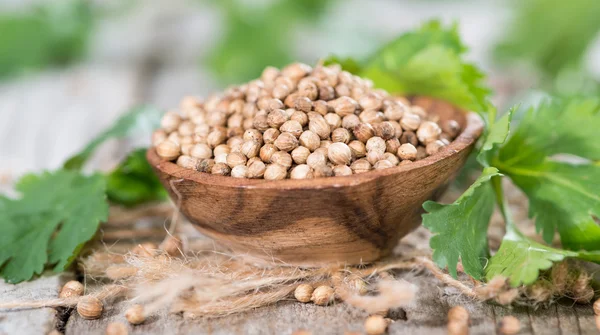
494 98 600 250
105 149 166 207
485 224 600 286
64 105 162 170
358 20 490 113
322 55 362 74
0 170 108 283
477 107 514 167
422 167 502 279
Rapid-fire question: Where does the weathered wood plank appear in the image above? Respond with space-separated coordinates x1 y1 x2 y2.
0 274 70 335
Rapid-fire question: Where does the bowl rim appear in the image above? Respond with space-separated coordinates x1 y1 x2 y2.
147 111 484 190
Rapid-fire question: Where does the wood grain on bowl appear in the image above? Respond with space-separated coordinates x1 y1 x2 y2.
147 98 484 266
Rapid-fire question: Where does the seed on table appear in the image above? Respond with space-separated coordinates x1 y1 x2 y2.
290 164 314 179
77 296 103 320
294 284 314 303
311 285 334 305
328 143 352 165
364 315 388 335
60 280 84 299
231 165 248 178
498 316 520 335
264 164 288 180
125 304 145 325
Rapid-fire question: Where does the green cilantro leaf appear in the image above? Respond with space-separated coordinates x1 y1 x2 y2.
0 170 108 283
477 107 514 167
106 149 167 207
64 105 162 170
485 223 600 286
422 167 502 279
359 20 490 113
494 98 600 250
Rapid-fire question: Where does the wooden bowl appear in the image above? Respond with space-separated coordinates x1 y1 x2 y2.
147 98 484 266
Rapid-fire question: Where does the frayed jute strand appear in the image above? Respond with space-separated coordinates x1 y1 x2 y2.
0 285 127 311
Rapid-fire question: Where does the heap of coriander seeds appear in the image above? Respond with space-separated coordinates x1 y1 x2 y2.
152 63 461 180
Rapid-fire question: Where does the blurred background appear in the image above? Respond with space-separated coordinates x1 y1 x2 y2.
1 0 599 177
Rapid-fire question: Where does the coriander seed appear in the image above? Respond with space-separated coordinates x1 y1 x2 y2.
294 284 314 303
359 110 384 124
385 138 400 154
263 128 280 144
176 155 200 170
374 160 394 170
290 164 314 179
384 103 405 121
333 96 358 117
309 117 331 140
214 153 228 164
328 143 352 165
291 146 311 164
211 163 231 176
271 151 293 168
299 130 321 151
311 285 334 305
333 165 353 176
498 316 520 335
156 140 181 161
105 322 128 335
351 159 371 174
260 144 278 162
366 151 384 165
306 151 327 169
226 152 247 168
125 304 145 325
213 144 230 157
331 128 351 144
313 100 330 115
160 111 182 132
364 315 388 335
366 137 386 154
241 140 261 158
264 164 288 180
400 130 418 146
358 92 383 111
198 158 215 173
353 123 375 143
348 140 367 158
442 119 461 138
77 296 103 320
247 160 266 179
417 121 442 144
290 110 308 126
207 128 227 148
397 143 417 161
374 121 396 140
60 280 84 299
274 132 299 152
231 165 248 178
190 143 212 159
267 109 289 128
383 152 400 165
280 120 303 138
152 130 167 146
342 114 360 130
243 129 263 144
426 140 446 155
400 113 421 131
324 113 342 130
294 96 312 113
